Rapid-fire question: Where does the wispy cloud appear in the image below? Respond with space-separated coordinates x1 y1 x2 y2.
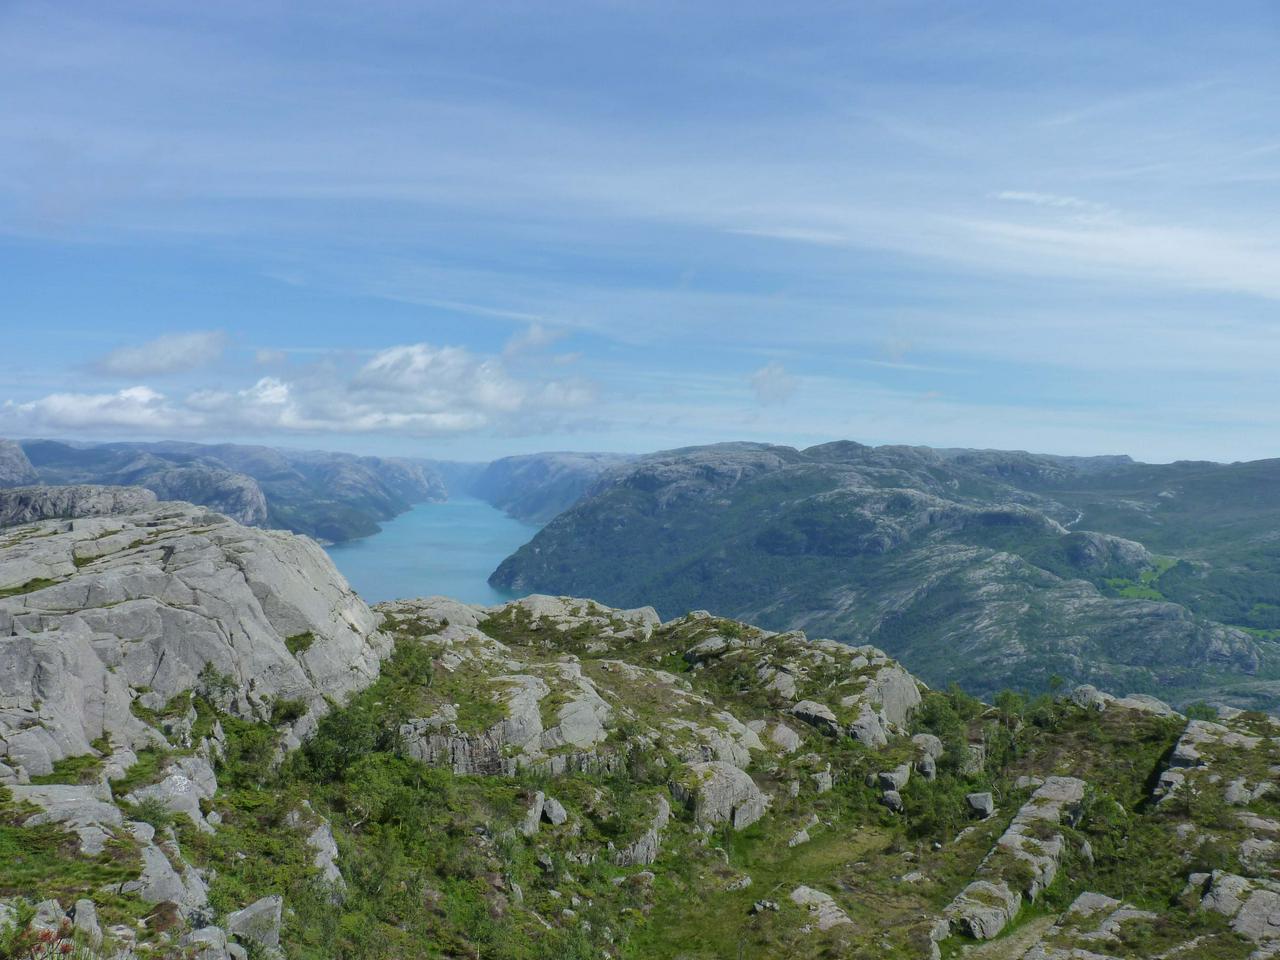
749 362 798 405
94 331 227 377
728 226 849 246
504 322 565 358
992 191 1111 215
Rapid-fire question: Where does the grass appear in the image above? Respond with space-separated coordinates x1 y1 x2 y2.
0 788 142 912
108 745 171 796
0 577 58 598
29 753 105 786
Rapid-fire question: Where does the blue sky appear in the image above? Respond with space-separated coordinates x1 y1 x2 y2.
2 1 1278 462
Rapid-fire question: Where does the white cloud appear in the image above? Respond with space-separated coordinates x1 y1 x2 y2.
749 362 797 405
353 344 526 414
254 348 288 365
95 331 227 377
2 385 195 431
3 342 595 439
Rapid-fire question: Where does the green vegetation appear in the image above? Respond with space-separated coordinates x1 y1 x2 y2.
108 745 170 796
0 789 143 917
272 697 309 725
0 577 58 598
5 600 1270 959
1101 554 1179 601
175 636 623 960
285 632 316 656
28 752 105 787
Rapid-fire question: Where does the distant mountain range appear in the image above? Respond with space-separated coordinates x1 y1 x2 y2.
7 434 1278 707
490 441 1280 707
0 438 447 543
0 438 628 543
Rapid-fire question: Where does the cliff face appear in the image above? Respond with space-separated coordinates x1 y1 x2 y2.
0 489 389 782
0 439 38 486
0 484 159 528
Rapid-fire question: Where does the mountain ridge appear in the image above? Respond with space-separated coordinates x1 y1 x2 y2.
490 440 1280 706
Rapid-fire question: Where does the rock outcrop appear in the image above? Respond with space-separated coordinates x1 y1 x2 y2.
0 484 158 529
0 439 38 486
0 493 388 781
671 760 769 830
141 467 269 526
943 777 1086 941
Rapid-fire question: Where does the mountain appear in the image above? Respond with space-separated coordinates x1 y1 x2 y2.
0 440 37 486
435 451 635 523
2 490 1277 960
2 438 631 542
491 442 1280 707
6 439 448 542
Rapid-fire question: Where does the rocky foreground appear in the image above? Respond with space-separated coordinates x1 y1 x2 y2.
1 489 1279 959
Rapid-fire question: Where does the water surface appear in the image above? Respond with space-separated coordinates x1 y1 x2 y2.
325 497 536 605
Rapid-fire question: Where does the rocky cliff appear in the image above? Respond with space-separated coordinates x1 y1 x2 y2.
2 493 1278 960
0 490 388 780
0 485 159 529
0 440 37 487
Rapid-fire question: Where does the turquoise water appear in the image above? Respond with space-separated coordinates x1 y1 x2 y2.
324 497 537 605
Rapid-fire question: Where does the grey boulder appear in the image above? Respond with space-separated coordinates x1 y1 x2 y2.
227 895 284 951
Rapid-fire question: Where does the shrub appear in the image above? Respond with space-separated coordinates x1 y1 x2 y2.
271 697 308 726
126 795 175 831
285 632 316 657
1184 701 1218 721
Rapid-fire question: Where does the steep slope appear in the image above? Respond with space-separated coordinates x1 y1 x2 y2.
0 488 388 780
490 442 1275 705
8 439 448 542
0 440 37 486
3 512 1277 960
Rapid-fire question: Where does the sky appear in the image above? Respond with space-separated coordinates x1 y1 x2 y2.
2 1 1279 463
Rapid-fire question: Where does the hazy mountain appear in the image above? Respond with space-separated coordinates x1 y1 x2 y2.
463 451 635 523
491 441 1280 706
6 438 448 542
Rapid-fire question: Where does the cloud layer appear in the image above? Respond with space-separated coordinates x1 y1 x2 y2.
5 342 595 439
